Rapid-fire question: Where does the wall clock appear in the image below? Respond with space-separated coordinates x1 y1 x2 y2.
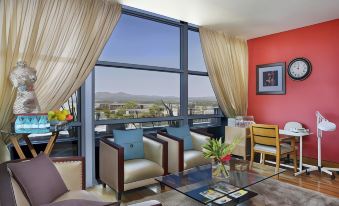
287 57 312 81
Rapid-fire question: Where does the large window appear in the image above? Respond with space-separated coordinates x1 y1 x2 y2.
94 8 222 133
188 75 218 115
95 67 180 120
188 30 207 72
99 14 180 68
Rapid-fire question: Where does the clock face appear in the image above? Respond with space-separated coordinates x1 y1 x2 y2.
288 58 312 80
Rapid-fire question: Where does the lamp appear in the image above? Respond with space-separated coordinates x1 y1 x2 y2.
307 111 338 179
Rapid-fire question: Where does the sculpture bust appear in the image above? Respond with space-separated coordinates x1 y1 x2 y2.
9 61 41 114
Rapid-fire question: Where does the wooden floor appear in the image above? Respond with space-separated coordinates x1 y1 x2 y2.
88 169 339 204
277 169 339 198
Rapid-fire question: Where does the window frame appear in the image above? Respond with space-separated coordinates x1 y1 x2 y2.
93 7 223 128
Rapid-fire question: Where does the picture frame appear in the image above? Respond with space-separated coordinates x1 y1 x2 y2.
256 62 286 95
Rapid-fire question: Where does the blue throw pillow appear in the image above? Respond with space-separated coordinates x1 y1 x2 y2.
166 125 193 150
113 129 144 160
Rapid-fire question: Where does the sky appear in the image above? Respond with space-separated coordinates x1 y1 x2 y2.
96 14 215 98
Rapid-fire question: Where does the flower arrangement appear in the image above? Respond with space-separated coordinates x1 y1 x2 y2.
202 137 243 177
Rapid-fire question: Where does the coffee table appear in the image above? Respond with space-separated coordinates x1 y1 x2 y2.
156 159 285 205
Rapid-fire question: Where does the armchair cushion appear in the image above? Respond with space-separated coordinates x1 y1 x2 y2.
52 190 101 202
124 159 164 184
166 125 193 150
42 199 117 206
113 129 144 160
7 153 68 206
42 191 118 206
184 150 210 169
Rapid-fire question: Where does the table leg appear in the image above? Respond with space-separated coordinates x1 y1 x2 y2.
44 132 59 155
22 135 38 157
299 136 303 172
294 136 310 176
10 136 26 159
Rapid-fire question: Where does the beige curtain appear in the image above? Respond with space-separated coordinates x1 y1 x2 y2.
199 27 248 118
0 0 121 163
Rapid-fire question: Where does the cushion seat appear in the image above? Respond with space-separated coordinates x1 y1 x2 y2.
254 143 296 154
53 190 101 203
124 159 164 184
184 150 210 169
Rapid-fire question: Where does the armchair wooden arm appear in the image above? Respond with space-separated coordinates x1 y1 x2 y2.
190 129 213 137
156 132 184 172
99 138 124 193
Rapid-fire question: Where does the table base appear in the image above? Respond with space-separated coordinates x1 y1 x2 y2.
10 132 59 159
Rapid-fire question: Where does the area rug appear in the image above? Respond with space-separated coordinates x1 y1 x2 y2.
123 179 339 206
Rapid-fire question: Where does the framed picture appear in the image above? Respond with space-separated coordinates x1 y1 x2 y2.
256 62 286 95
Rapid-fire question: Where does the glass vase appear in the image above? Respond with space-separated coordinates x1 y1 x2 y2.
212 160 230 178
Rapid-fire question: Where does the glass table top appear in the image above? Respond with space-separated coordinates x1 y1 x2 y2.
156 159 285 205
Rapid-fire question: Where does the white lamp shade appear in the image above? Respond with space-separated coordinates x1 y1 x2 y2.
318 121 336 132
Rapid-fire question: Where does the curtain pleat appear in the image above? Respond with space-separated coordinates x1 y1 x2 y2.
199 27 248 118
0 0 121 163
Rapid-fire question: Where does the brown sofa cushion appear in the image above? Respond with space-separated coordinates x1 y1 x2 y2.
7 153 68 206
41 199 119 206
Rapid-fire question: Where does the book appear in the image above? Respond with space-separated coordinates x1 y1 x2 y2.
229 189 248 198
199 189 224 200
213 196 232 205
211 182 239 194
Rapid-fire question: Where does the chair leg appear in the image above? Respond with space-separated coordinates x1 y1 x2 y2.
116 191 122 201
292 152 298 173
275 155 281 179
250 149 255 168
262 154 266 165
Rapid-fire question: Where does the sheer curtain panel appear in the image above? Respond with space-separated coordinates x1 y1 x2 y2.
199 28 248 118
0 0 121 163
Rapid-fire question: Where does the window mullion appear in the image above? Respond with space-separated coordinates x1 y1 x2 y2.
180 22 189 126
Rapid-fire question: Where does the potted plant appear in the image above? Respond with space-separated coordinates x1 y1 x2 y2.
202 137 243 178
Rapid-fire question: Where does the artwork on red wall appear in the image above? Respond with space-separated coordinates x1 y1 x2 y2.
256 62 286 95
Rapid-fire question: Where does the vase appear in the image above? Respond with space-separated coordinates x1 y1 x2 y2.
212 161 230 178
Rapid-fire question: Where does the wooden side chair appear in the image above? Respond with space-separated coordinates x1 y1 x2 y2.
250 124 297 174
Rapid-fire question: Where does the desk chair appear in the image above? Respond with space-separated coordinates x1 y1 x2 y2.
250 124 297 174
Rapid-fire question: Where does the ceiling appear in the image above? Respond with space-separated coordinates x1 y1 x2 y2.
118 0 339 39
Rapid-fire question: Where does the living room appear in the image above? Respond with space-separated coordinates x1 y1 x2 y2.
0 0 339 205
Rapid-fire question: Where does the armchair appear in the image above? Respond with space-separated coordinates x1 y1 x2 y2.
0 157 117 206
156 130 211 173
99 135 168 200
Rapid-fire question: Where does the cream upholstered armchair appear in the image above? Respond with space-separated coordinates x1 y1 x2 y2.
99 135 168 200
156 130 211 173
0 157 100 206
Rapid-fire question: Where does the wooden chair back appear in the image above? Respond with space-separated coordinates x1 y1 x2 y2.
250 124 279 147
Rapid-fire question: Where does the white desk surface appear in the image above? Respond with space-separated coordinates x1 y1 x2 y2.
279 129 312 137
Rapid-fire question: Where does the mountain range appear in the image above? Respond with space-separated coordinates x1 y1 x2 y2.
95 92 216 103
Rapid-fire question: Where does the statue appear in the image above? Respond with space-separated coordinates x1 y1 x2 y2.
9 61 41 114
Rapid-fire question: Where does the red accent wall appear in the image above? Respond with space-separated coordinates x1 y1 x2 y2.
248 19 339 163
